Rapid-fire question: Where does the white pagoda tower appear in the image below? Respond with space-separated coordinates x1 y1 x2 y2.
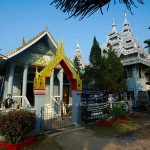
73 40 85 70
102 14 150 108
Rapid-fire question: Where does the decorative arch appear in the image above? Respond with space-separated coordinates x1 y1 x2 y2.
33 41 82 91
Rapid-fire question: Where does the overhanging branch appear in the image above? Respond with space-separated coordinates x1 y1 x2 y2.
50 0 144 20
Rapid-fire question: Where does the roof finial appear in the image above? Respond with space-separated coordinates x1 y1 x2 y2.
124 11 127 21
112 17 116 32
46 25 48 31
77 37 79 44
22 37 25 45
113 17 115 24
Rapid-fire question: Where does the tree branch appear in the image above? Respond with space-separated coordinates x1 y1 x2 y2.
50 0 144 20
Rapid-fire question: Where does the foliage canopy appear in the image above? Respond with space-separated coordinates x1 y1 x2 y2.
73 56 82 74
144 27 150 54
50 0 144 20
82 37 104 89
103 46 126 93
82 37 126 94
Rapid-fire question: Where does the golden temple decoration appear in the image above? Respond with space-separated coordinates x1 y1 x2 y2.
34 41 82 90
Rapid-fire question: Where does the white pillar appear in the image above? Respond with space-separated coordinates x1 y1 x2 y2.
7 62 15 95
50 70 54 106
60 68 64 102
59 68 64 115
72 90 81 125
22 63 28 107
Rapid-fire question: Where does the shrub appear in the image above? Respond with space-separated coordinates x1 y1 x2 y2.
111 102 127 118
0 109 36 144
98 114 108 122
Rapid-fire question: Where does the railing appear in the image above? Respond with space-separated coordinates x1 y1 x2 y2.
12 96 31 109
0 96 36 114
51 96 61 114
41 107 66 131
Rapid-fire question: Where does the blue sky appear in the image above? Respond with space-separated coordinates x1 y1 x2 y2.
0 0 150 62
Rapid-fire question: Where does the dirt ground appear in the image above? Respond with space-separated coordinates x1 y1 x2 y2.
25 112 150 150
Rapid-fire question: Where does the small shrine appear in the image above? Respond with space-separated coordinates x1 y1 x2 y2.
0 28 82 133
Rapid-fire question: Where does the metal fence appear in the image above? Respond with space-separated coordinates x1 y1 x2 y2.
41 107 73 132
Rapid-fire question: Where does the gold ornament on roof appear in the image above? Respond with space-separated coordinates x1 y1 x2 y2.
34 41 82 90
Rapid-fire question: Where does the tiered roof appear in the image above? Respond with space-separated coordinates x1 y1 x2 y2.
102 14 150 67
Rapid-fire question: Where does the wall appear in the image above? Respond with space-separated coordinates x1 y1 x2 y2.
126 65 148 107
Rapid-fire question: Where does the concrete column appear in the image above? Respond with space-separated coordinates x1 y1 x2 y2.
22 63 28 107
7 62 15 95
50 70 54 106
59 68 64 102
133 66 138 108
72 90 81 125
59 68 64 116
34 92 45 133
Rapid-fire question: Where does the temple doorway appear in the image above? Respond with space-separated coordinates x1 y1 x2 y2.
26 82 34 106
63 85 69 105
62 85 72 116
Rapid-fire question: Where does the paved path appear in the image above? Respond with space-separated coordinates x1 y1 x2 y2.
48 127 150 150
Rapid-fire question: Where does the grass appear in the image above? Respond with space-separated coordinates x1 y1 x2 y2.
86 118 144 137
88 122 141 136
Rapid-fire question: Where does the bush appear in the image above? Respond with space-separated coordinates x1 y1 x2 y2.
98 114 108 122
0 109 36 144
111 102 127 118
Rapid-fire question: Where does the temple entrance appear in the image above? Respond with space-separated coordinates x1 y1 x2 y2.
26 83 34 106
33 41 82 133
21 82 34 106
63 85 72 116
63 85 69 104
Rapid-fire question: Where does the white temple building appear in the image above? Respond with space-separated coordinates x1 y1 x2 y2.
102 14 150 108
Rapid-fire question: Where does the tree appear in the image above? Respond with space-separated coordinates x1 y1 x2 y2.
50 0 144 20
144 27 150 54
82 38 126 92
103 46 126 94
143 27 150 76
89 36 102 67
82 65 94 89
88 36 105 90
73 56 81 74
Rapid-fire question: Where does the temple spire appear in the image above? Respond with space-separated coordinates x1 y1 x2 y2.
73 39 85 70
112 17 116 32
124 11 127 21
77 37 79 44
123 12 129 26
122 12 132 34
